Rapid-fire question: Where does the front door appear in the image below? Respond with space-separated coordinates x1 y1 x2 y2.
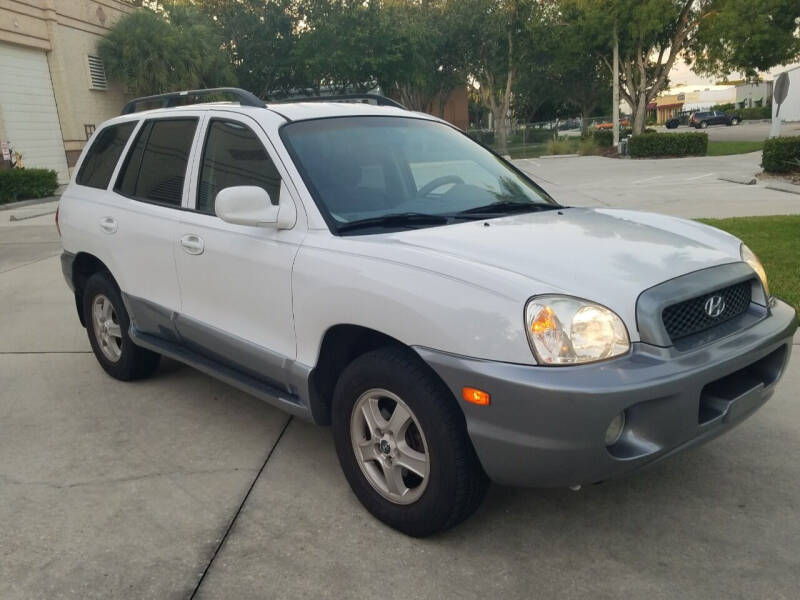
173 112 304 387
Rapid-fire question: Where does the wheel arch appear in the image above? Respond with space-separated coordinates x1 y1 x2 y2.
71 252 118 326
307 324 447 426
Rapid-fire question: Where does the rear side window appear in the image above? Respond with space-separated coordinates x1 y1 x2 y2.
196 119 282 214
76 122 136 189
115 118 198 206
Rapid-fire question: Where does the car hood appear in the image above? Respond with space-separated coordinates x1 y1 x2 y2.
379 207 743 330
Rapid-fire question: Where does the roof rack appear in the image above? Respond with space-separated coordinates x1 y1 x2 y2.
121 87 266 115
273 93 406 110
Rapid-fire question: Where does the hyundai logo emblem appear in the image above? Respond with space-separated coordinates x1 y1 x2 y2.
704 295 726 318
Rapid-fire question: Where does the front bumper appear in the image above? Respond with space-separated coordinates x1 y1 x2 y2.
417 299 797 487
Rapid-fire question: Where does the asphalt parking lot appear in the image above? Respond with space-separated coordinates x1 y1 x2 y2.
1 156 799 599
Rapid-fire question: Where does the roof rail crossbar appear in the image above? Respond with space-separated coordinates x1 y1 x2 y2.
121 87 266 115
274 94 406 110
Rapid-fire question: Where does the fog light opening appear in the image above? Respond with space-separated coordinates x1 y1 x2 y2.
604 411 626 447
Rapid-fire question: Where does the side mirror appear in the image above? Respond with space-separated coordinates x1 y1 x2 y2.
214 185 295 229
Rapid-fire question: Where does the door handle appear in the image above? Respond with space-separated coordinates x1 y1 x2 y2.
99 217 118 234
180 234 204 255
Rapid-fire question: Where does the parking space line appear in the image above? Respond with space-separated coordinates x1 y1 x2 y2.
685 173 714 181
632 176 663 185
188 415 293 600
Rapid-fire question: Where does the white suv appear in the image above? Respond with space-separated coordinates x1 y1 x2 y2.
59 88 796 536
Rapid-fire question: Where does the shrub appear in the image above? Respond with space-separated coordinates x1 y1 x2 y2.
469 130 494 146
544 137 577 155
622 127 656 136
593 129 613 147
0 168 59 204
762 136 800 173
738 106 771 120
628 132 708 158
711 103 736 113
578 137 600 156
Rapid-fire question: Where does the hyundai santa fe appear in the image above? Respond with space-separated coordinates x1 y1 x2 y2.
58 88 796 537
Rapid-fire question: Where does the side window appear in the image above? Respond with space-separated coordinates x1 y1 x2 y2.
197 119 282 214
115 118 198 206
76 122 136 189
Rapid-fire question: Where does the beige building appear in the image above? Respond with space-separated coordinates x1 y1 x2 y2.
0 0 132 182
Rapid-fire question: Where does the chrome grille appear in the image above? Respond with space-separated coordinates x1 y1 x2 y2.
662 280 752 341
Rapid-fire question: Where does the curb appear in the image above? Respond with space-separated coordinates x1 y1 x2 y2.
0 195 60 212
9 209 57 222
718 175 757 185
540 154 580 159
765 182 800 195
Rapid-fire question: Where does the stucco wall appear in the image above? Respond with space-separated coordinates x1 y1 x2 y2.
0 0 132 174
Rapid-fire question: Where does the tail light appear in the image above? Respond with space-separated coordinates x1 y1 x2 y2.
55 205 61 237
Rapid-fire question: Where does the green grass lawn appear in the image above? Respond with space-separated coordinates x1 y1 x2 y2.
699 215 800 316
706 140 765 156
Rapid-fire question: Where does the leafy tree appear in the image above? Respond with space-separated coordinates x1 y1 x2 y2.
191 0 298 98
292 0 398 94
687 0 800 77
569 0 799 134
98 4 236 96
378 1 466 114
548 3 611 134
451 0 546 155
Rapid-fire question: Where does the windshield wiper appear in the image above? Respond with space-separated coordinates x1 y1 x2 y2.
456 201 560 216
336 212 450 233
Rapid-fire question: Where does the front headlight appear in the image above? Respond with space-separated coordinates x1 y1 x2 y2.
525 296 630 365
741 244 769 296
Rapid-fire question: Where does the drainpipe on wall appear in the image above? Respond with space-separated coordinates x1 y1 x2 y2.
42 0 71 182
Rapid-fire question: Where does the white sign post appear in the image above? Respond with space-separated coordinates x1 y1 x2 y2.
770 72 789 139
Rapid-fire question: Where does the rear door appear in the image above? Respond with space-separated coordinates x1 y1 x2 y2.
109 115 203 332
173 111 304 385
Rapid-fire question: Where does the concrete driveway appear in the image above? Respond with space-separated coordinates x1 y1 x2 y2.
1 169 799 599
514 151 800 218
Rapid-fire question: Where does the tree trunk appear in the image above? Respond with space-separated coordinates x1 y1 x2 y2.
631 91 648 135
493 104 508 156
580 105 592 136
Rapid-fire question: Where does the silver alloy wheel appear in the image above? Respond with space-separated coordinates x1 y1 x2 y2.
350 388 430 505
92 294 123 363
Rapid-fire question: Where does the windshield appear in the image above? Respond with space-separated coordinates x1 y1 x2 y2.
281 116 558 234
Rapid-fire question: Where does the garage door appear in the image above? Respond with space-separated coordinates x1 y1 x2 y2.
0 42 69 182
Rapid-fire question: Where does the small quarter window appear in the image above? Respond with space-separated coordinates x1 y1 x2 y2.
197 119 282 214
76 121 136 190
115 118 198 207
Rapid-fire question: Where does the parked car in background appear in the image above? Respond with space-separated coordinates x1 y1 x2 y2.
665 117 680 129
690 111 740 129
595 119 630 130
58 88 796 537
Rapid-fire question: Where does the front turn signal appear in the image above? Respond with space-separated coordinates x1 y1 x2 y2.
462 387 491 406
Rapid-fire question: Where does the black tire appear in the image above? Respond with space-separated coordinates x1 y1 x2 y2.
332 347 488 537
83 272 160 381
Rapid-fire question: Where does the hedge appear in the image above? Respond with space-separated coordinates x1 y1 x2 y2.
0 168 59 204
629 132 708 158
738 106 771 120
594 127 657 147
593 129 613 147
711 104 772 120
762 136 800 173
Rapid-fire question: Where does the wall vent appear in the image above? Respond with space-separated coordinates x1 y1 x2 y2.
88 55 108 90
